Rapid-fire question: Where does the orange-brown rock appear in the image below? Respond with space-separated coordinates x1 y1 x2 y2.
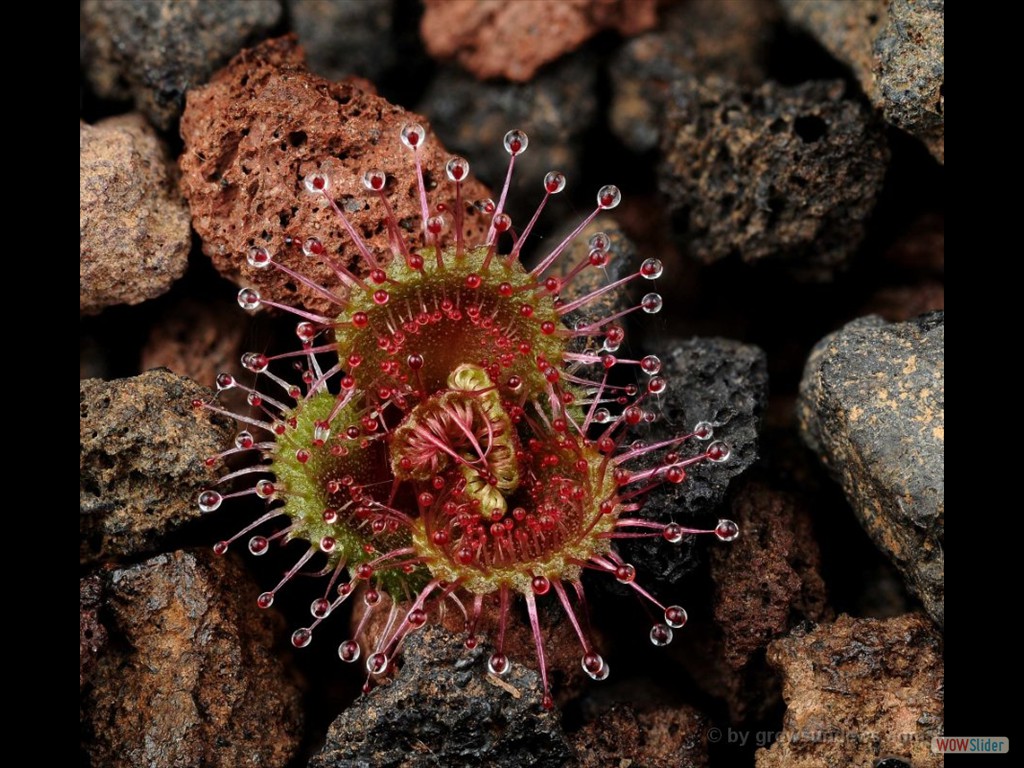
80 115 192 315
757 614 943 768
574 702 710 768
80 370 232 564
82 550 304 768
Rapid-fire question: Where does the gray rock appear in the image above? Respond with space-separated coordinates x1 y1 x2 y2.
288 0 396 83
659 77 889 280
311 624 573 768
876 0 944 162
419 53 597 226
80 370 232 564
552 214 638 340
80 115 192 315
81 0 282 129
782 0 944 163
610 0 777 152
81 550 304 768
798 313 944 626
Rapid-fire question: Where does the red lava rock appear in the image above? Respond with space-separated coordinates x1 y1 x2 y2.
140 297 248 384
179 35 492 317
678 480 831 723
712 482 831 670
80 115 192 315
420 0 658 82
81 550 305 768
757 613 943 768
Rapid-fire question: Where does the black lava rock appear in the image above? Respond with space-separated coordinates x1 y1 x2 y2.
81 0 282 129
310 624 573 768
610 0 777 152
288 0 397 84
618 337 768 586
418 53 597 226
659 77 889 280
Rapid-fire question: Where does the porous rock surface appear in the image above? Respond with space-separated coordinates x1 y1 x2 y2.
180 36 492 317
80 574 107 692
311 624 573 768
80 115 192 315
573 701 710 768
756 614 943 768
713 483 831 669
610 0 777 152
287 0 397 83
659 77 888 280
418 52 598 219
80 0 282 129
782 0 944 163
621 338 768 587
80 370 232 564
352 588 602 707
679 480 831 723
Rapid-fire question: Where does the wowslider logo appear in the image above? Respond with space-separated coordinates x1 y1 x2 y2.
932 736 1009 754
